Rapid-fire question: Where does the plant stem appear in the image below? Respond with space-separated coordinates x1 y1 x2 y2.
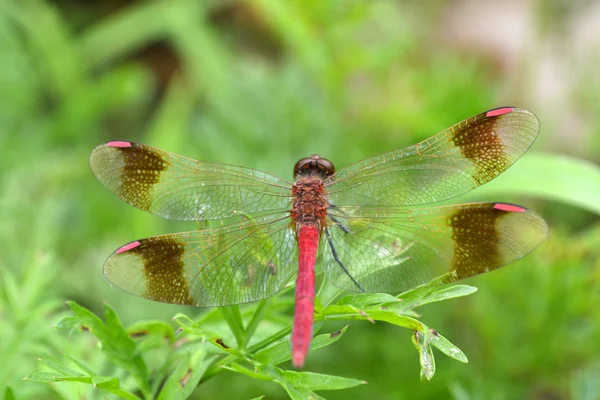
219 305 245 348
242 299 270 350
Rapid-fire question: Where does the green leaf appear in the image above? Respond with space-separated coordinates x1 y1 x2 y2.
38 358 83 377
24 370 140 400
278 370 367 391
23 371 90 383
394 284 477 312
222 363 272 382
243 299 270 349
456 153 600 215
67 300 137 356
430 332 468 363
64 301 149 394
53 315 80 334
412 330 435 381
103 303 137 358
127 320 175 342
420 285 477 304
128 320 177 352
157 350 215 400
254 326 349 365
322 306 425 331
3 387 15 400
172 314 219 339
336 293 400 308
61 353 96 376
172 314 246 360
219 306 246 348
226 364 365 399
91 375 119 389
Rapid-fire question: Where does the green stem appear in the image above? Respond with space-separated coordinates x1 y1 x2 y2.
219 306 245 348
107 388 142 400
242 299 270 350
202 325 292 381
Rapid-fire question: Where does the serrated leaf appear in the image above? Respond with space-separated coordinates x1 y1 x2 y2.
430 332 468 363
255 326 349 365
158 350 214 400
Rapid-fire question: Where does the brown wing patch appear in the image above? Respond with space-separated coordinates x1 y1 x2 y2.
112 143 168 210
448 204 510 279
121 238 195 305
451 111 509 185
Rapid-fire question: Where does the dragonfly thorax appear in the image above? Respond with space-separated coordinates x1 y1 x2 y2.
293 155 335 181
291 180 329 229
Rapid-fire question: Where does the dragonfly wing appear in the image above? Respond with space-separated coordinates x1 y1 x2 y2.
323 203 548 293
90 141 292 220
325 108 540 206
103 213 297 306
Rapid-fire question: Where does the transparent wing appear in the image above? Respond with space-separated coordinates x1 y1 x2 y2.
90 141 292 220
325 108 540 206
103 212 297 306
323 203 548 293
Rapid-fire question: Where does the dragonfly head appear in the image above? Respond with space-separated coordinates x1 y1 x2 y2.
294 155 335 181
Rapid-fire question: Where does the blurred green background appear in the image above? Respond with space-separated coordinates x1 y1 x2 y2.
2 0 600 399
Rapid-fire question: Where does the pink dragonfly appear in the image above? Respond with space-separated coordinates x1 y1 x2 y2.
90 107 547 367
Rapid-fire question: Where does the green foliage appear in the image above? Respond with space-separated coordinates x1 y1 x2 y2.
23 283 476 399
454 153 600 215
1 0 600 399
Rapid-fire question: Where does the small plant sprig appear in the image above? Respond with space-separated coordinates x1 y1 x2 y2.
25 279 473 399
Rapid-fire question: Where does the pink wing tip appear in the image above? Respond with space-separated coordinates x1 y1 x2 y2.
494 203 526 213
107 141 132 148
116 241 141 254
486 107 514 117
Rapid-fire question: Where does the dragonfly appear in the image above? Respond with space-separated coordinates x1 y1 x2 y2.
90 106 547 368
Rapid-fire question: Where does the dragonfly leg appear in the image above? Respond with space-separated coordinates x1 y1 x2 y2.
330 216 351 234
324 228 364 292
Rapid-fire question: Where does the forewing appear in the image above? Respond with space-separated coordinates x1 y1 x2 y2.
325 108 539 206
103 213 297 306
90 141 292 220
323 203 547 293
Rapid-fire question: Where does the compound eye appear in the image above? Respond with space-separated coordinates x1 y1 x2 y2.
317 158 335 177
293 156 336 180
293 158 314 177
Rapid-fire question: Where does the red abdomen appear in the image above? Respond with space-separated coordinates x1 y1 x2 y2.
292 224 320 368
